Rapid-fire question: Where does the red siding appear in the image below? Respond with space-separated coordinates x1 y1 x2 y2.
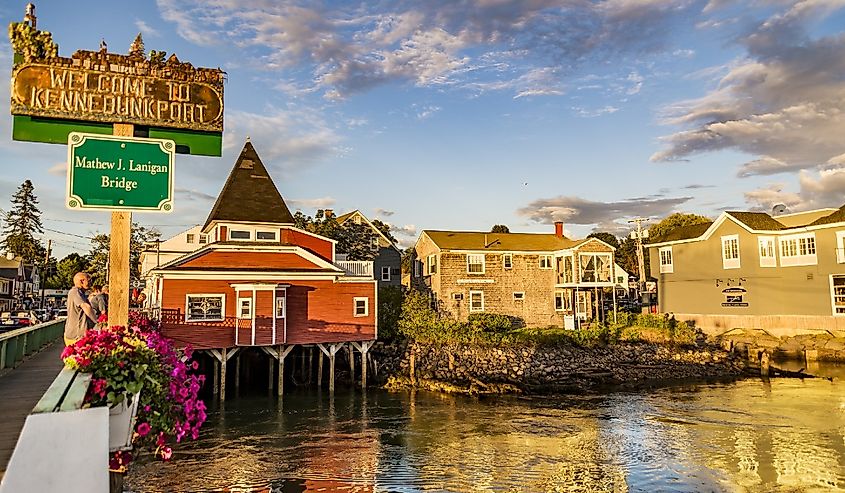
281 229 333 262
219 226 227 242
160 279 375 348
179 251 322 270
286 280 376 344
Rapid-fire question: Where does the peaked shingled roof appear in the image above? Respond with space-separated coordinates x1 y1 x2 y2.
202 141 294 230
725 211 785 230
423 230 578 251
809 204 845 226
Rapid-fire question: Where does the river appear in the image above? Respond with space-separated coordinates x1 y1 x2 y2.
126 363 845 492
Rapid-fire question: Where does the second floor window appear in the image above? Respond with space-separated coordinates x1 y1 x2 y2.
467 254 485 274
759 236 776 267
659 247 673 274
780 233 817 267
381 266 391 282
539 255 553 269
722 235 740 269
427 255 438 275
503 254 513 269
186 294 224 322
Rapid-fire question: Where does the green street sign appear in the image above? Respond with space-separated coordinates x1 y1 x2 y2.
66 132 175 212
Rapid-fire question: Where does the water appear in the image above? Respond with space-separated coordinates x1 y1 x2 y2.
126 364 845 492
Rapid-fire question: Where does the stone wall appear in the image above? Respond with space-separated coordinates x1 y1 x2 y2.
373 341 746 393
675 313 845 338
715 328 845 362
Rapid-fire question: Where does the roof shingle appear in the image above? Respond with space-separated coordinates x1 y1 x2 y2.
424 230 577 251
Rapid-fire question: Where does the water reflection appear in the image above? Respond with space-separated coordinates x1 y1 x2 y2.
126 365 845 492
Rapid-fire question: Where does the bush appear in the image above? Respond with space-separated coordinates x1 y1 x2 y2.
467 313 514 334
378 286 404 341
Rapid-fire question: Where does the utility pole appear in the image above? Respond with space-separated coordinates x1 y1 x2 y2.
40 239 51 309
627 218 649 301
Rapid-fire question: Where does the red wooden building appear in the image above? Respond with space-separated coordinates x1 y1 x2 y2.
150 141 377 398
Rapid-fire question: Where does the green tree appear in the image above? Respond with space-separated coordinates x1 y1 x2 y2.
371 219 397 244
87 224 161 285
616 236 650 279
336 221 379 260
491 224 510 233
2 179 46 264
46 253 89 289
587 232 620 250
648 213 711 242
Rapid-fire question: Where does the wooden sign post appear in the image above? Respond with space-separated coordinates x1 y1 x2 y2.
109 124 133 327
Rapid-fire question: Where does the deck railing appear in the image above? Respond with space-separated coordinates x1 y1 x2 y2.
0 319 65 373
336 260 373 278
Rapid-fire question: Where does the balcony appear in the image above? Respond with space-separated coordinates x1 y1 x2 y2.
336 260 374 278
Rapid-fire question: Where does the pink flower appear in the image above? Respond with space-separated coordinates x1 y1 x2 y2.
160 447 172 461
136 422 151 437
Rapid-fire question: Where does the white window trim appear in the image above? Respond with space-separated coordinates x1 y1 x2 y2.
577 253 613 282
239 297 253 319
758 236 776 268
659 246 673 274
275 297 286 318
185 294 226 322
513 291 525 301
467 254 486 274
503 253 513 270
830 275 845 316
721 234 740 270
354 297 369 317
539 255 553 270
255 229 278 241
229 229 251 240
469 290 484 312
186 233 195 244
381 265 391 282
427 254 438 275
837 231 845 264
779 232 817 267
198 234 208 244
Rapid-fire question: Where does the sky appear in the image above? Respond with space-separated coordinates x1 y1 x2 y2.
1 0 844 258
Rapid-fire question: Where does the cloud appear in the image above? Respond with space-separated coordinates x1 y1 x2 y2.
574 105 620 118
287 196 337 210
744 166 845 212
48 162 67 176
415 105 441 120
135 20 161 37
374 208 395 217
156 0 699 100
224 107 342 173
390 224 417 237
517 194 694 225
682 184 715 190
653 1 845 178
175 187 216 202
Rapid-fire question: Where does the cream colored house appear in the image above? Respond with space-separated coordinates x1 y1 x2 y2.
647 205 845 335
412 223 617 328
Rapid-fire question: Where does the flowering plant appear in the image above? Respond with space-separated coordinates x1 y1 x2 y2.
62 311 206 472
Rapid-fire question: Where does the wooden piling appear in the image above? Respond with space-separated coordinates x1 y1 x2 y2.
278 345 285 397
212 359 219 395
329 349 336 393
234 352 241 393
307 347 313 384
318 350 324 388
347 344 355 385
220 347 227 401
760 350 770 377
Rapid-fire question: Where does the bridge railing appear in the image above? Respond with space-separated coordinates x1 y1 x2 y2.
0 319 65 373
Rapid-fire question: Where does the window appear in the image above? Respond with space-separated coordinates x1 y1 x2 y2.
659 247 673 274
837 231 845 264
239 298 252 318
513 292 525 301
198 234 208 244
230 230 250 240
758 236 776 268
275 297 286 318
256 230 277 241
539 255 553 269
427 255 438 275
722 235 740 269
503 254 513 269
562 255 574 283
780 233 817 267
469 290 484 312
453 293 464 301
832 275 845 315
467 254 485 274
354 297 369 317
554 291 573 311
414 260 422 277
185 294 225 322
186 233 195 243
381 266 391 282
579 254 612 282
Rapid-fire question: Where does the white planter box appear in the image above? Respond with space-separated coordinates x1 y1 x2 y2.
108 392 140 452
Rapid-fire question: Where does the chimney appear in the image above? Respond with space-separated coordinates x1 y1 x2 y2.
554 221 564 238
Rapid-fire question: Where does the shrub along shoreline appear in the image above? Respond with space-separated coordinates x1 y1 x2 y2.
373 290 747 394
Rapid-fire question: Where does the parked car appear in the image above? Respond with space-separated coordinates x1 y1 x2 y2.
0 316 30 332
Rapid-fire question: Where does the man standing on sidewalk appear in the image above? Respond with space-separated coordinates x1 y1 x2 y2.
64 272 97 346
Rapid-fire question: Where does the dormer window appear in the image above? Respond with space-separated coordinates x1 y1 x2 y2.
256 230 277 241
230 230 250 240
186 233 195 243
198 234 208 244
